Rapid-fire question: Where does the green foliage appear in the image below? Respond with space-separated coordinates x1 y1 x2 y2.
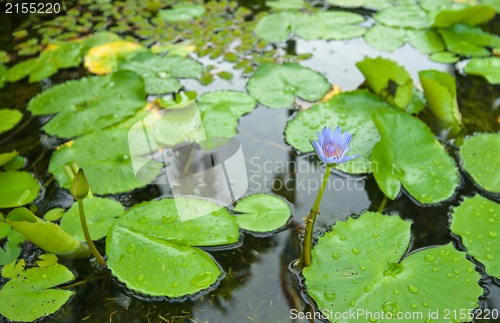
303 212 482 321
374 4 430 29
6 208 90 257
253 11 300 42
61 197 125 241
0 151 19 167
0 262 75 322
0 109 23 134
106 197 239 297
459 133 500 193
246 63 330 108
266 0 306 10
0 230 25 266
371 111 459 204
233 194 291 233
429 51 459 63
364 25 407 52
438 24 500 57
49 129 163 195
431 4 496 27
28 71 147 138
356 57 413 109
0 171 40 208
118 52 203 94
464 57 500 84
285 90 397 174
418 70 463 137
158 4 205 22
406 29 445 54
451 195 500 278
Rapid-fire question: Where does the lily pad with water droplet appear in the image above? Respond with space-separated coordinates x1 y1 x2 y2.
451 195 500 278
371 111 459 204
356 57 413 109
464 57 500 84
0 109 22 134
285 90 398 174
0 171 40 208
27 71 147 138
419 70 463 137
106 197 240 298
49 129 163 195
117 52 202 94
233 194 291 233
246 63 330 108
459 133 500 193
60 197 125 241
303 212 482 321
0 263 75 322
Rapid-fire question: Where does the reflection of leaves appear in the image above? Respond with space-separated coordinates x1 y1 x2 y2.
451 195 500 278
304 212 482 321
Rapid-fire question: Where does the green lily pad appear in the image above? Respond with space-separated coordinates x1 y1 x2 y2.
233 194 291 233
459 133 500 193
0 64 6 89
295 12 366 40
44 208 65 222
326 0 393 9
0 263 75 322
406 88 426 114
406 29 445 54
1 259 25 279
303 212 482 321
429 51 459 63
49 129 163 195
364 25 407 52
438 24 500 57
266 0 305 9
371 111 459 204
464 57 500 84
450 195 500 278
198 90 257 140
253 11 301 42
27 71 147 138
356 57 413 109
84 40 146 75
374 4 430 29
0 151 19 167
106 197 240 298
0 171 40 208
285 90 397 174
6 208 89 258
0 109 22 134
60 197 125 241
158 4 205 22
432 4 496 27
246 63 330 108
419 70 463 137
118 52 202 94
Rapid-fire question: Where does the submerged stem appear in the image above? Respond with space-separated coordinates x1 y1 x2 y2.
298 165 332 268
78 200 106 267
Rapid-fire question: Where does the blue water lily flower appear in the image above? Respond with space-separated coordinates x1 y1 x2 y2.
312 126 359 165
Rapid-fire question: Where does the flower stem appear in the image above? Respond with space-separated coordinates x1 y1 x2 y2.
78 200 106 267
377 195 388 213
298 165 332 268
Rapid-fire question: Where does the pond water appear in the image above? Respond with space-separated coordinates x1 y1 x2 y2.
0 0 499 322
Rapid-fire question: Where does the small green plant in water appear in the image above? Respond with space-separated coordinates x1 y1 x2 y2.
298 126 358 267
70 168 106 267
